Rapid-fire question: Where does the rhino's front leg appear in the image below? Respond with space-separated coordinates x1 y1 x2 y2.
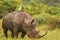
12 27 18 38
21 31 26 38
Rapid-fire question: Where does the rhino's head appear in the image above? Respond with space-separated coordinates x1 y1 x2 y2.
23 19 47 38
27 30 47 38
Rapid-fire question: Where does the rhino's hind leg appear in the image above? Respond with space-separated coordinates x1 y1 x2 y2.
2 21 8 38
3 28 8 38
21 32 26 38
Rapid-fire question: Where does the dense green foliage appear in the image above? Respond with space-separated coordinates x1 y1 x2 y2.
0 0 20 18
23 1 60 30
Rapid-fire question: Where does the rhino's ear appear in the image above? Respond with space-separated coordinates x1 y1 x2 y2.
31 19 35 24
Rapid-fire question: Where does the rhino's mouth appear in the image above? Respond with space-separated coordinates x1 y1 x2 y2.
27 30 39 38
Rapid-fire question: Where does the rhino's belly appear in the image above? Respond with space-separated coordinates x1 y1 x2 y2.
6 22 23 32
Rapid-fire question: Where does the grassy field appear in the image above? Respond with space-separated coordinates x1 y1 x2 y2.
0 19 60 40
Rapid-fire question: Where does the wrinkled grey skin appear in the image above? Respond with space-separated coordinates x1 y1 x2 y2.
2 11 47 38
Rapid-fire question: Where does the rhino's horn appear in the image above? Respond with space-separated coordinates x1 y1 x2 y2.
39 31 48 38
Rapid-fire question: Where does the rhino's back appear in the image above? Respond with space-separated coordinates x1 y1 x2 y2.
3 11 24 27
3 11 32 27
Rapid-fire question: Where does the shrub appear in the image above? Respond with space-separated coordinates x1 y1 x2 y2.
47 15 60 30
0 0 20 18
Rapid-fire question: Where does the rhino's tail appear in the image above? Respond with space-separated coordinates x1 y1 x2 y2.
2 18 6 29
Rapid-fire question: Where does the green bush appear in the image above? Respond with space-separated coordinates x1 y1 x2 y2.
33 13 51 25
33 15 43 25
46 15 60 30
0 0 20 18
24 2 60 16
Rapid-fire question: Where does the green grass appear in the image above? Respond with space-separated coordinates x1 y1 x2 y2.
0 19 60 40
